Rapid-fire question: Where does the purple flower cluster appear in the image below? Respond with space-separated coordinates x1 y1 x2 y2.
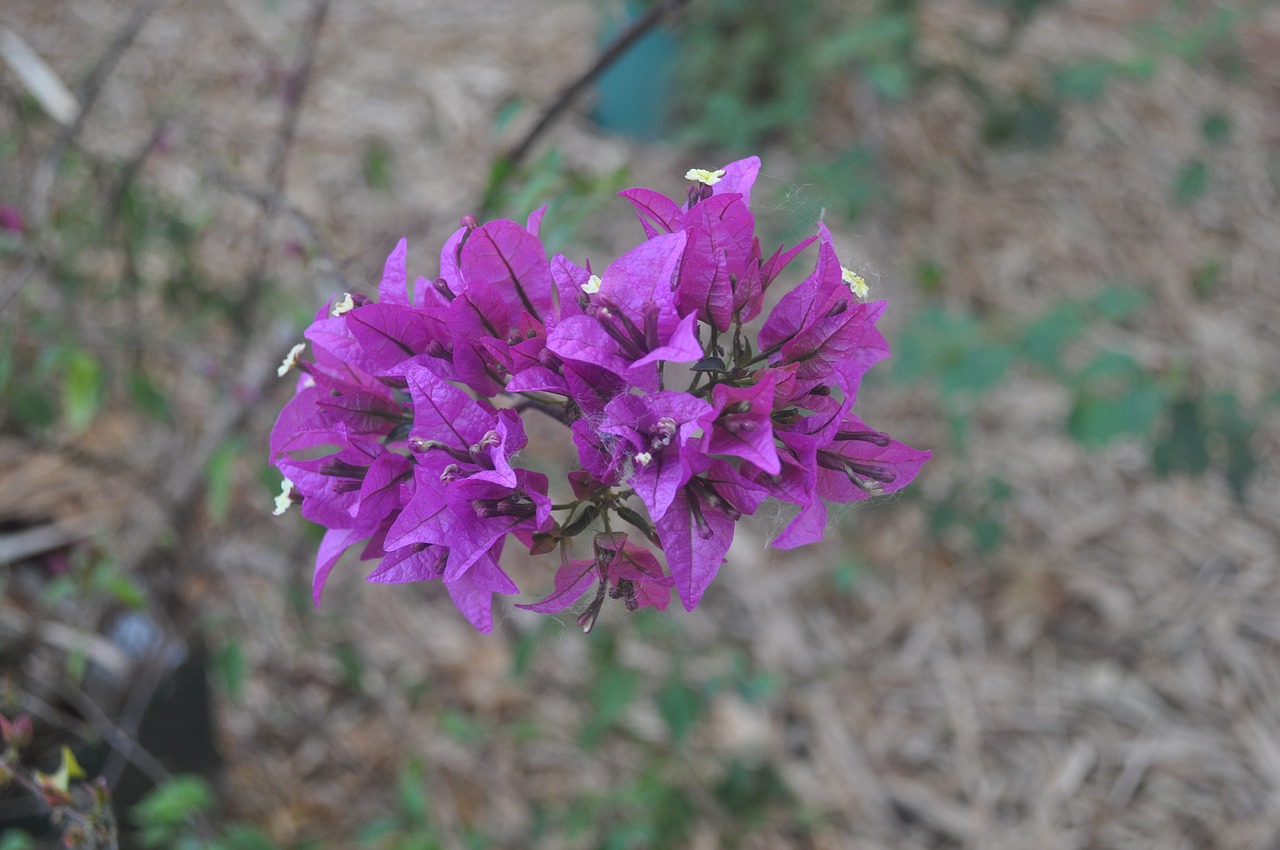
270 157 929 632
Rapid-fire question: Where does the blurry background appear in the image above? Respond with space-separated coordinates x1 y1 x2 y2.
1 0 1279 847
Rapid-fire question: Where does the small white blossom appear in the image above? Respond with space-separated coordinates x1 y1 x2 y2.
685 168 725 186
581 274 602 295
272 479 296 516
634 451 653 468
331 292 356 316
841 266 870 301
277 342 306 377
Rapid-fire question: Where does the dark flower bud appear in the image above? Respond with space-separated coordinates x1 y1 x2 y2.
432 277 455 301
835 429 891 447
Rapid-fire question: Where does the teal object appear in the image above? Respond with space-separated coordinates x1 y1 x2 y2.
593 2 677 140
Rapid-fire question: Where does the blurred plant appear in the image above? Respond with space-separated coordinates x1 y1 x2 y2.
669 0 1065 217
481 149 633 253
0 715 116 849
892 284 1273 547
129 774 290 850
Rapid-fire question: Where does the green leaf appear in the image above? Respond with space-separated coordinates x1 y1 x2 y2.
914 259 945 295
362 140 394 192
1021 301 1085 370
814 13 913 66
656 677 700 744
204 438 242 525
1210 392 1257 503
128 369 173 422
1201 111 1232 144
865 61 912 100
1074 349 1144 388
581 664 639 747
1089 286 1147 321
832 558 861 594
1151 396 1211 477
89 560 147 609
1068 384 1165 448
60 348 102 433
438 708 485 744
974 517 1004 552
217 825 283 850
213 638 246 702
1192 259 1223 299
1173 158 1210 203
0 832 36 850
132 775 215 848
10 384 58 429
1053 59 1115 101
942 343 1014 395
982 96 1060 148
397 758 430 830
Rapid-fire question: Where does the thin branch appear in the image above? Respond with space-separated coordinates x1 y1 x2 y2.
57 677 217 844
236 0 331 328
486 0 690 208
209 163 353 292
29 0 169 225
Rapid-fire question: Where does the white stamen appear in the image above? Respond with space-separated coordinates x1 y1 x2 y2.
272 479 295 516
581 274 602 295
685 168 725 186
277 342 306 377
634 451 653 468
331 293 356 316
841 266 870 300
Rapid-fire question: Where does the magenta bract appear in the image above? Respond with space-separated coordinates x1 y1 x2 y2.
270 156 929 632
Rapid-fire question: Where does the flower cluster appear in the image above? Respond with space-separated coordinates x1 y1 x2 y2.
270 157 929 632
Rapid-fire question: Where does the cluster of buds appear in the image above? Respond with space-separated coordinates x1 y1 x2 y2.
271 157 929 632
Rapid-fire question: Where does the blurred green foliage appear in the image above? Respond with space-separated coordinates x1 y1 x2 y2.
481 149 632 251
893 282 1273 546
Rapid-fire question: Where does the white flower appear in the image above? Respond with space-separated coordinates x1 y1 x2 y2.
277 342 306 377
272 479 296 516
685 168 725 186
330 292 355 316
581 274 602 295
634 451 653 468
841 266 870 301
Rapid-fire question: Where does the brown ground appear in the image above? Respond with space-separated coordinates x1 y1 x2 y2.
3 0 1280 848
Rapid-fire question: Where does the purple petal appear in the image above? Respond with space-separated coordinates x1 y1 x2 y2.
629 311 703 372
760 235 816 289
598 230 687 323
377 238 410 306
366 543 446 584
678 194 755 331
444 543 516 633
526 205 547 238
655 484 736 612
618 187 684 238
769 498 828 550
405 364 496 449
757 240 844 356
313 526 365 605
547 314 640 382
438 226 468 295
347 302 442 376
550 254 591 323
704 373 782 474
712 156 761 206
357 452 413 525
459 220 554 322
516 558 598 614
